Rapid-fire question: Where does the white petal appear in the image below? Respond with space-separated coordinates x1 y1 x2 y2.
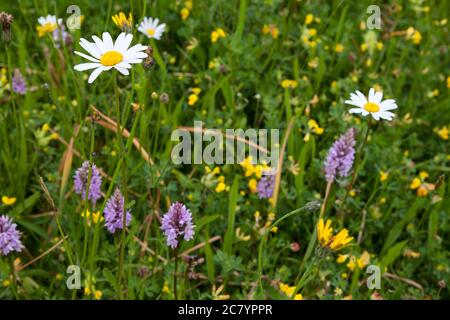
115 33 133 53
368 88 376 102
74 51 99 63
349 107 364 114
115 66 130 76
91 36 106 54
102 32 114 51
124 58 144 64
379 111 395 120
74 62 101 71
345 99 363 108
80 38 101 58
355 90 368 104
88 67 104 84
373 91 383 104
380 99 398 111
127 44 148 54
116 61 132 69
371 112 380 121
126 51 148 59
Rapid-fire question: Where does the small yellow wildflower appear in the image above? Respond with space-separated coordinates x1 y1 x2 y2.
334 43 344 53
3 279 10 287
379 170 389 182
262 24 279 39
188 94 199 106
434 126 449 140
2 196 16 206
180 8 190 20
308 119 324 135
94 290 102 300
447 76 450 89
318 219 353 251
211 31 219 43
317 219 333 246
111 12 133 32
248 178 257 193
361 43 368 52
281 79 298 89
162 283 170 294
215 181 226 193
192 87 202 95
305 14 314 25
308 28 317 36
211 28 227 43
410 172 435 197
337 254 348 264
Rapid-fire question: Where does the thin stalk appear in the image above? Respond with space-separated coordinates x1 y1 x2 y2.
9 256 19 299
297 181 332 281
173 248 179 300
113 72 127 299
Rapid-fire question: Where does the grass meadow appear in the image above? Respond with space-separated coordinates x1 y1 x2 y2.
0 0 449 300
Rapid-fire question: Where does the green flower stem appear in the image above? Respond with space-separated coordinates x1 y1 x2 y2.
9 256 19 299
257 201 320 297
173 247 179 300
296 181 332 282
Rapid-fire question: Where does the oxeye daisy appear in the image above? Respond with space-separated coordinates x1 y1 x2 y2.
36 15 62 37
345 88 398 121
137 17 166 40
73 32 148 83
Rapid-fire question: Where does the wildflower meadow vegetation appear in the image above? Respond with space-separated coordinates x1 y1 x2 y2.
0 0 449 301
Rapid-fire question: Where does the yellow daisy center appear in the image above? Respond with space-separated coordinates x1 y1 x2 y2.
147 28 156 36
100 51 123 66
363 102 380 113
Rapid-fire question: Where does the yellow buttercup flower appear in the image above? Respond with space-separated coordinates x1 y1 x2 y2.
434 126 449 140
248 179 257 193
211 31 219 43
188 94 199 106
94 290 102 300
281 79 298 89
379 170 389 182
334 43 344 53
180 8 190 20
305 14 314 25
191 87 202 95
215 181 226 193
410 177 421 190
211 28 227 43
336 254 348 264
112 12 133 32
2 196 16 205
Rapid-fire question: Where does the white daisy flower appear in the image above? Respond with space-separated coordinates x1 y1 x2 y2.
345 88 398 121
137 17 166 40
73 32 148 84
37 15 62 37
